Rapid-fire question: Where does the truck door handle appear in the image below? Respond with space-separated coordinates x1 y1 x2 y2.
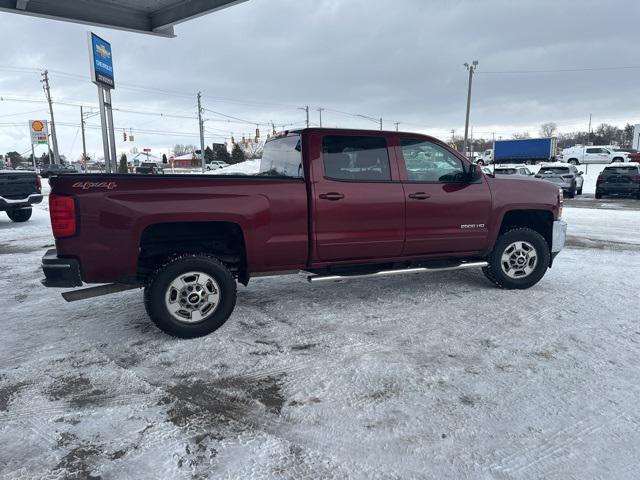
319 192 344 201
408 192 431 200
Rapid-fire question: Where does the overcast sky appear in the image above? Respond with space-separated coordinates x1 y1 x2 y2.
1 0 639 160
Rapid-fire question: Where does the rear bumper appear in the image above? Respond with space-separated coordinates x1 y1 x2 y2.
41 249 82 288
0 193 43 210
597 184 639 194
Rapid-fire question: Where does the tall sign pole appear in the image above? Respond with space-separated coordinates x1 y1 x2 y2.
29 120 48 170
462 60 478 159
88 32 116 173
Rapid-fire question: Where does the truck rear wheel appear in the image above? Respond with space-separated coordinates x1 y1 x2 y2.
6 208 32 222
144 254 237 338
482 228 550 289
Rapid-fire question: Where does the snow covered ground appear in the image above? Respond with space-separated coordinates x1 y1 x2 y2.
1 201 640 479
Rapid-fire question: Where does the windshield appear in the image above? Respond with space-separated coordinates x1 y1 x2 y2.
259 134 303 178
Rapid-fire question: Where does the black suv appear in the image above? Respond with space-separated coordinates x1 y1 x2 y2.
595 164 640 199
40 164 77 178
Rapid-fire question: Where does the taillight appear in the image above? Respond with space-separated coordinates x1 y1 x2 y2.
558 189 563 219
36 175 42 192
49 194 76 238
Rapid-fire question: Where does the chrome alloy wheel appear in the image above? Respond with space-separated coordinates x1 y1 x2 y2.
165 271 220 323
500 241 538 279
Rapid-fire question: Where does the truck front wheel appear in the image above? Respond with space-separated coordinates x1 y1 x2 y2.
482 228 550 289
144 254 237 338
6 208 32 222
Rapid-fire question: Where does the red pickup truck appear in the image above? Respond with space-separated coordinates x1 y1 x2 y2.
42 128 566 338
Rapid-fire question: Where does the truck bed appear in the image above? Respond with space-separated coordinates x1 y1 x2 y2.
49 173 309 283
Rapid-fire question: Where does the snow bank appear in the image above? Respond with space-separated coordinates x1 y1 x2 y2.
207 159 261 176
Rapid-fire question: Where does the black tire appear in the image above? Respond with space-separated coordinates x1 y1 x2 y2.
6 208 32 222
482 227 550 290
144 254 237 338
577 187 583 195
566 186 575 199
612 157 624 164
476 160 485 166
595 189 603 199
568 159 579 165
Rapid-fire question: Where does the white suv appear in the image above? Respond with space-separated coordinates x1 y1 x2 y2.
560 146 629 165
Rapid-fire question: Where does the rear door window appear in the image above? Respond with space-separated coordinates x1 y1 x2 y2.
322 136 391 181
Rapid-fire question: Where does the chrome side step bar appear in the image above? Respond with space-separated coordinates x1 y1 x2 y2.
62 283 139 302
306 261 488 283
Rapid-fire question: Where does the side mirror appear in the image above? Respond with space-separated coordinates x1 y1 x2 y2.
467 163 478 181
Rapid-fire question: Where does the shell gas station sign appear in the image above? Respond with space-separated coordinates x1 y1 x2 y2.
29 120 49 145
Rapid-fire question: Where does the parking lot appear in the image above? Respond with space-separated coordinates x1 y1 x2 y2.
1 198 639 479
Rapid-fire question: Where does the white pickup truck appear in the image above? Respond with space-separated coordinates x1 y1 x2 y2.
559 146 630 165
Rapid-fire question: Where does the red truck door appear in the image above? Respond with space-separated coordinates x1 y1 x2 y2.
310 133 405 261
397 137 492 255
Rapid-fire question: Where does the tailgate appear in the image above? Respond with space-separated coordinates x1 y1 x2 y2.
0 171 39 199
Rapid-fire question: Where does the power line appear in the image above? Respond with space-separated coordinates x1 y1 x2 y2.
477 65 640 75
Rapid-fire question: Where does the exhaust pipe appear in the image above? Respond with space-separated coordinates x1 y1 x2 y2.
306 261 488 283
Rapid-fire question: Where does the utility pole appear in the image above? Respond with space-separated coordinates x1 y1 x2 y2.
317 107 324 127
41 70 60 164
379 118 383 131
80 106 87 172
197 92 205 173
394 122 400 132
298 106 309 128
451 129 456 146
462 60 479 158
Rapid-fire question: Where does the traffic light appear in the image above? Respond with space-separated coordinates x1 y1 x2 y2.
255 127 260 142
123 131 127 141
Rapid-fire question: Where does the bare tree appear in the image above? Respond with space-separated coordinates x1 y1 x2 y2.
539 122 557 138
241 141 264 160
512 132 531 140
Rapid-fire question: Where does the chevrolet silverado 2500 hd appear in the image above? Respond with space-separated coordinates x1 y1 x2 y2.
42 128 567 338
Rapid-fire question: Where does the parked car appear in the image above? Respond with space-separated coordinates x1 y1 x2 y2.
42 128 566 338
494 165 534 176
135 162 163 174
535 163 584 198
559 146 629 165
0 169 42 222
39 163 77 178
595 163 640 199
206 161 229 171
624 149 640 163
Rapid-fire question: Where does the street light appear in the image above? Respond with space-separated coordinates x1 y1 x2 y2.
462 60 478 158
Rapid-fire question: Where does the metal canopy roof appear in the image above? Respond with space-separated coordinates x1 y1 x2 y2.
0 0 247 37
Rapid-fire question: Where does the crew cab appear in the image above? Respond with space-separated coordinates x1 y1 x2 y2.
42 128 566 338
560 146 629 165
0 169 42 222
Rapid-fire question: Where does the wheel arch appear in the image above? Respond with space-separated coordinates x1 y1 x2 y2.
495 209 554 252
137 221 249 285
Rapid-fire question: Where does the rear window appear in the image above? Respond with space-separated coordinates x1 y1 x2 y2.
495 168 517 175
259 134 303 178
603 166 638 174
540 167 570 174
